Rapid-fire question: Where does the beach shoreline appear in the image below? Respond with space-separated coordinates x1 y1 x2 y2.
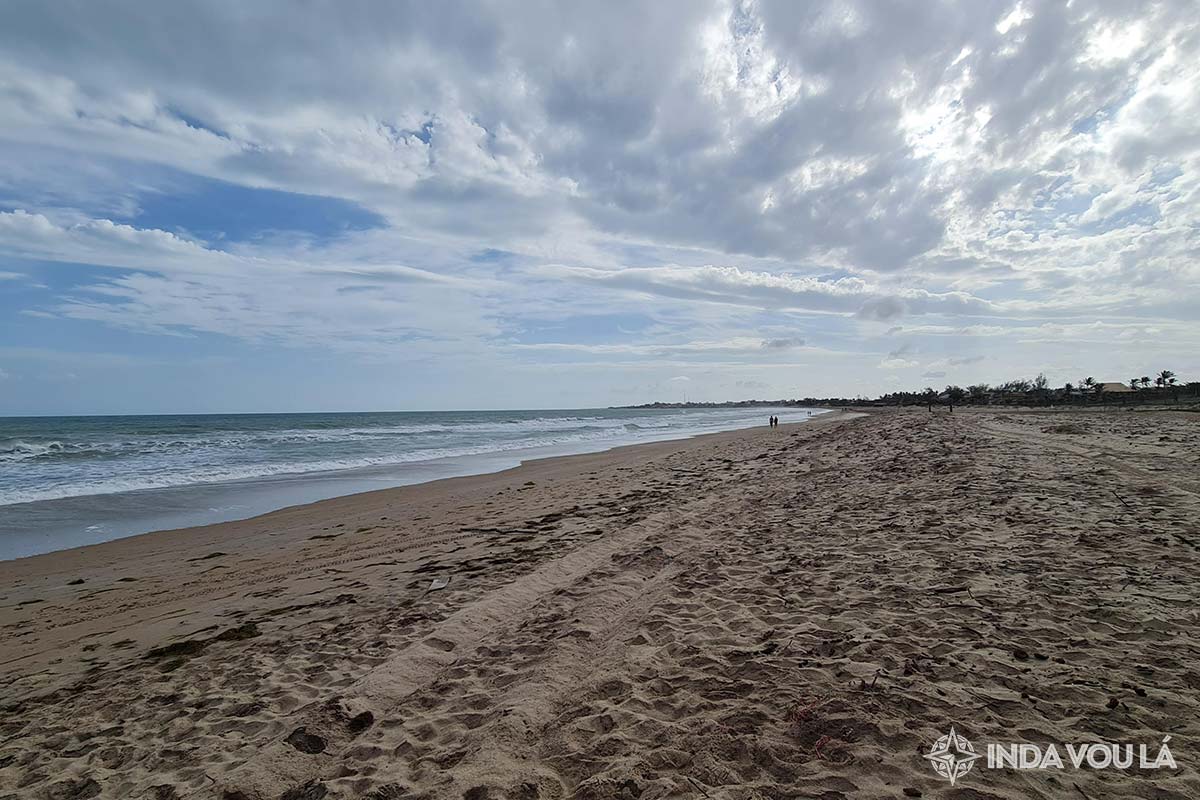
0 412 857 699
2 407 1199 799
0 406 826 561
0 409 842 571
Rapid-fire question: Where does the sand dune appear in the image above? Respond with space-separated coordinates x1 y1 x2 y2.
2 409 1199 799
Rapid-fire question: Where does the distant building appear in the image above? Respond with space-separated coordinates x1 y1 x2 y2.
1098 382 1134 393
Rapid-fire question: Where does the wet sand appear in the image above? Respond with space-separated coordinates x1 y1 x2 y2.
2 408 1199 799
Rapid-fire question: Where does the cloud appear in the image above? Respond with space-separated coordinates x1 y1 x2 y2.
512 337 806 358
2 0 1194 289
857 296 908 322
0 1 1197 409
880 341 921 369
534 264 997 320
0 210 497 353
762 337 805 349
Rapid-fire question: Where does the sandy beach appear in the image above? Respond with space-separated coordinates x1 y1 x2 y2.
2 408 1199 800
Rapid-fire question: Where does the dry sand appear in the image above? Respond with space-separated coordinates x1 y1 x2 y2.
2 408 1199 800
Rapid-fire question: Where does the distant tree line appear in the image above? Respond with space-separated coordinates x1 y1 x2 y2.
861 369 1196 408
619 369 1198 410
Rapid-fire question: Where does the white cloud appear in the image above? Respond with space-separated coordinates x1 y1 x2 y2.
0 210 498 353
534 264 998 320
0 0 1196 407
513 336 815 359
995 3 1033 36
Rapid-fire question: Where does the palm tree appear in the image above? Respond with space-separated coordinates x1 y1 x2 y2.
1159 369 1177 387
1129 377 1139 390
1080 377 1095 402
1140 376 1151 389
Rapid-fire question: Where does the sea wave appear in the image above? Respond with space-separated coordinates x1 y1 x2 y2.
0 416 633 461
0 408 824 507
0 423 665 505
0 439 68 462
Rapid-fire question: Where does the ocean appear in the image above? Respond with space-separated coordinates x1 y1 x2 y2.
0 405 824 560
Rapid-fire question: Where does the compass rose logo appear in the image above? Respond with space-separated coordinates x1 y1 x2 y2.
925 726 982 785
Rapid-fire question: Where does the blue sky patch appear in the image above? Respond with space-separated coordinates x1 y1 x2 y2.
134 175 386 245
470 248 514 263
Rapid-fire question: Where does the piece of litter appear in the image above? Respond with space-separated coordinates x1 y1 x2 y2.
429 577 450 591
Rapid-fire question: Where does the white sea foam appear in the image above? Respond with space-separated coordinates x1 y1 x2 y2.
0 440 68 461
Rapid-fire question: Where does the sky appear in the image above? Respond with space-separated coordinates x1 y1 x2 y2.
0 0 1197 415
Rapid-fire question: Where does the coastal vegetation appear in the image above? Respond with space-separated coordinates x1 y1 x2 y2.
621 370 1198 409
